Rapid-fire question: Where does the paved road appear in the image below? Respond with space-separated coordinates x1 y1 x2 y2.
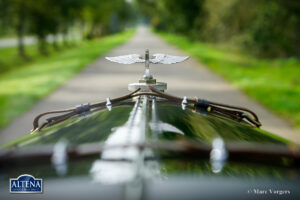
0 37 36 48
0 33 80 49
1 27 300 145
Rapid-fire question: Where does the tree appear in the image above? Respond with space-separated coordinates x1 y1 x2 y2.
136 0 205 37
137 0 300 57
80 0 134 39
0 0 134 57
0 0 30 58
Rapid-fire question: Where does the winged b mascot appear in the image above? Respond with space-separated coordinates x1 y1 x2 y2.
105 49 189 79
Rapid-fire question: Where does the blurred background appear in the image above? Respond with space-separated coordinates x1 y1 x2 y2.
138 0 300 58
0 0 299 140
0 0 137 58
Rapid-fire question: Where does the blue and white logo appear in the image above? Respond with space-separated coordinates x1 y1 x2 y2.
10 174 43 193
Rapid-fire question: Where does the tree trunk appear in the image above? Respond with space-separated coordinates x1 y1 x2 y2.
17 23 26 58
52 34 59 50
38 35 48 55
62 27 68 46
16 2 26 58
63 33 68 46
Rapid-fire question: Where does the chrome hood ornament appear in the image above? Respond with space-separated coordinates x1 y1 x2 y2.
106 49 189 92
105 50 189 65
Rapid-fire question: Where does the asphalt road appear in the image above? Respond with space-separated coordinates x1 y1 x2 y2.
0 37 36 49
0 33 80 49
1 26 300 145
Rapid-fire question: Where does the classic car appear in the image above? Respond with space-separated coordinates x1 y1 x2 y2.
0 50 299 200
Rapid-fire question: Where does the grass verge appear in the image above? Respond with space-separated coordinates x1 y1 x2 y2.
0 30 135 130
158 32 300 130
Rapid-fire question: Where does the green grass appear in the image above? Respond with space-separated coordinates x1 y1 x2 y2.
158 32 300 129
0 36 82 73
0 30 135 130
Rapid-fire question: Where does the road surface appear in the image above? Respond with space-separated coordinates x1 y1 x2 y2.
0 37 37 49
1 27 300 145
0 33 80 49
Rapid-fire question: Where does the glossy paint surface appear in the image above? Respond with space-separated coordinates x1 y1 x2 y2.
7 98 283 147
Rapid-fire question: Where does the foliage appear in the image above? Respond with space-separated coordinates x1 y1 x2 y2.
0 0 135 55
159 32 300 129
136 0 205 37
137 0 300 58
245 0 300 57
82 0 135 39
0 30 135 130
